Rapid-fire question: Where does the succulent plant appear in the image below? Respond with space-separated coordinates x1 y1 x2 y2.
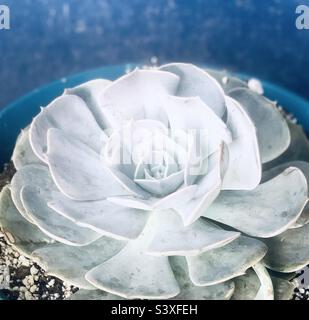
1 63 309 300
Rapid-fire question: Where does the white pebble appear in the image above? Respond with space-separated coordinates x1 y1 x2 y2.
48 279 55 287
18 255 30 267
25 291 34 300
30 285 37 293
28 276 34 286
150 56 158 65
222 76 229 85
248 78 264 95
22 279 28 287
30 266 39 275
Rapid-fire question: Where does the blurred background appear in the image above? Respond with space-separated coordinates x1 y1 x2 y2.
0 0 308 109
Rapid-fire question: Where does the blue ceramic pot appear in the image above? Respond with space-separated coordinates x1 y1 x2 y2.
0 64 309 170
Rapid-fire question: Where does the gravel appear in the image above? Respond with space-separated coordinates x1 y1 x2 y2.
0 162 78 300
0 234 78 300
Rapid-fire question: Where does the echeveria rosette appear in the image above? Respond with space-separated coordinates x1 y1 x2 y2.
0 63 309 300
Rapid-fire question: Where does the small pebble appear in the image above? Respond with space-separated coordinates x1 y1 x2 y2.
48 279 55 287
24 291 33 300
222 76 229 85
248 78 264 95
30 266 38 275
30 285 37 293
0 231 77 300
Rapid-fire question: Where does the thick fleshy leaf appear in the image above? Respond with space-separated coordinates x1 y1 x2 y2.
85 218 180 299
229 88 290 163
232 264 274 300
203 168 308 237
30 94 105 162
135 171 184 197
186 236 267 286
262 222 309 272
0 186 54 257
21 185 102 246
32 237 125 289
65 79 111 129
291 206 309 229
12 127 43 170
102 124 136 180
146 210 240 256
184 130 209 186
233 266 279 300
106 167 150 198
252 262 274 300
11 164 53 223
264 122 309 170
267 270 297 281
99 69 179 128
153 184 198 210
262 161 309 184
67 289 123 300
48 196 150 240
107 184 198 211
109 119 171 165
170 256 235 300
262 161 309 228
107 196 154 211
231 269 261 300
46 128 138 201
134 150 179 180
174 148 222 226
11 164 102 247
164 95 231 154
271 277 296 300
160 63 226 117
205 69 248 94
103 119 171 180
221 96 261 190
